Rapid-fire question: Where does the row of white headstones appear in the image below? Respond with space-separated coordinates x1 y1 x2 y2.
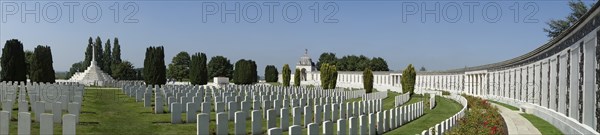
419 94 468 135
122 84 427 135
0 82 84 135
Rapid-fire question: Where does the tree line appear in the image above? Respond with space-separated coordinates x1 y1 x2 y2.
316 52 389 71
1 39 56 83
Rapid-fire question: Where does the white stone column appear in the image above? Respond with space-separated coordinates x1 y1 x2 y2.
542 60 549 108
569 48 580 121
528 65 534 104
582 39 596 128
516 69 522 101
558 52 568 114
550 57 558 111
535 63 542 105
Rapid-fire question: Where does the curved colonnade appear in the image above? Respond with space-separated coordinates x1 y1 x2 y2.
417 3 600 134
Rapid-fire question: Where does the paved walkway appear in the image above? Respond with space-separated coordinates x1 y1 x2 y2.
491 103 542 135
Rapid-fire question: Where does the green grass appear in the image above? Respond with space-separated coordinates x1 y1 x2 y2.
384 96 463 135
267 82 281 86
520 114 563 135
489 100 520 111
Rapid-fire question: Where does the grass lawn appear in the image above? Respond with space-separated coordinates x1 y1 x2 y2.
520 114 563 135
384 96 463 135
489 100 520 111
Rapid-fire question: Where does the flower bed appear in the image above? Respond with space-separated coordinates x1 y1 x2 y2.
446 95 507 135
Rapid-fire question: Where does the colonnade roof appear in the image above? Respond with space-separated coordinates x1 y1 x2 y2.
428 2 600 74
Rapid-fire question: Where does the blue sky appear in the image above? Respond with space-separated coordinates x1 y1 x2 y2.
0 0 596 75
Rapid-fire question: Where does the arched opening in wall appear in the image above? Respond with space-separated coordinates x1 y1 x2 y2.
301 68 307 81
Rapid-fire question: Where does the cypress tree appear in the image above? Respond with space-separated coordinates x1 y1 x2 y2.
112 38 121 63
363 68 373 93
401 64 417 95
30 45 55 83
198 53 208 84
143 46 166 85
104 39 112 75
320 63 330 89
1 39 27 83
190 52 201 85
329 65 338 89
264 65 278 82
282 64 291 87
294 68 301 86
94 37 104 70
83 37 93 68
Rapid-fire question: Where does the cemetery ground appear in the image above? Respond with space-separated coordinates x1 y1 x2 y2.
8 87 462 134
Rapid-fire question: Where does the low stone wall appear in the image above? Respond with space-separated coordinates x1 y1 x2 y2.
419 94 468 135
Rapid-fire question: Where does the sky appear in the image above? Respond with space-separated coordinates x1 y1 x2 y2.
0 0 597 75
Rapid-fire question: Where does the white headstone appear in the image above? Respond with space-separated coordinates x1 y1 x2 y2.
252 110 262 135
18 112 30 135
171 102 182 124
280 108 289 131
40 113 54 135
216 112 228 135
337 119 347 135
0 111 9 135
63 114 77 135
235 111 246 135
197 113 209 135
323 121 333 135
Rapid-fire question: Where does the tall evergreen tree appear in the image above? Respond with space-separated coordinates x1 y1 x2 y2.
264 65 279 82
401 64 417 95
83 37 93 68
232 59 257 84
24 50 33 78
94 37 104 70
282 64 291 87
329 65 338 89
207 56 233 79
112 38 121 63
29 45 55 83
294 68 301 86
103 39 112 75
190 52 208 85
363 68 374 93
143 46 166 85
320 63 330 89
1 39 27 83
